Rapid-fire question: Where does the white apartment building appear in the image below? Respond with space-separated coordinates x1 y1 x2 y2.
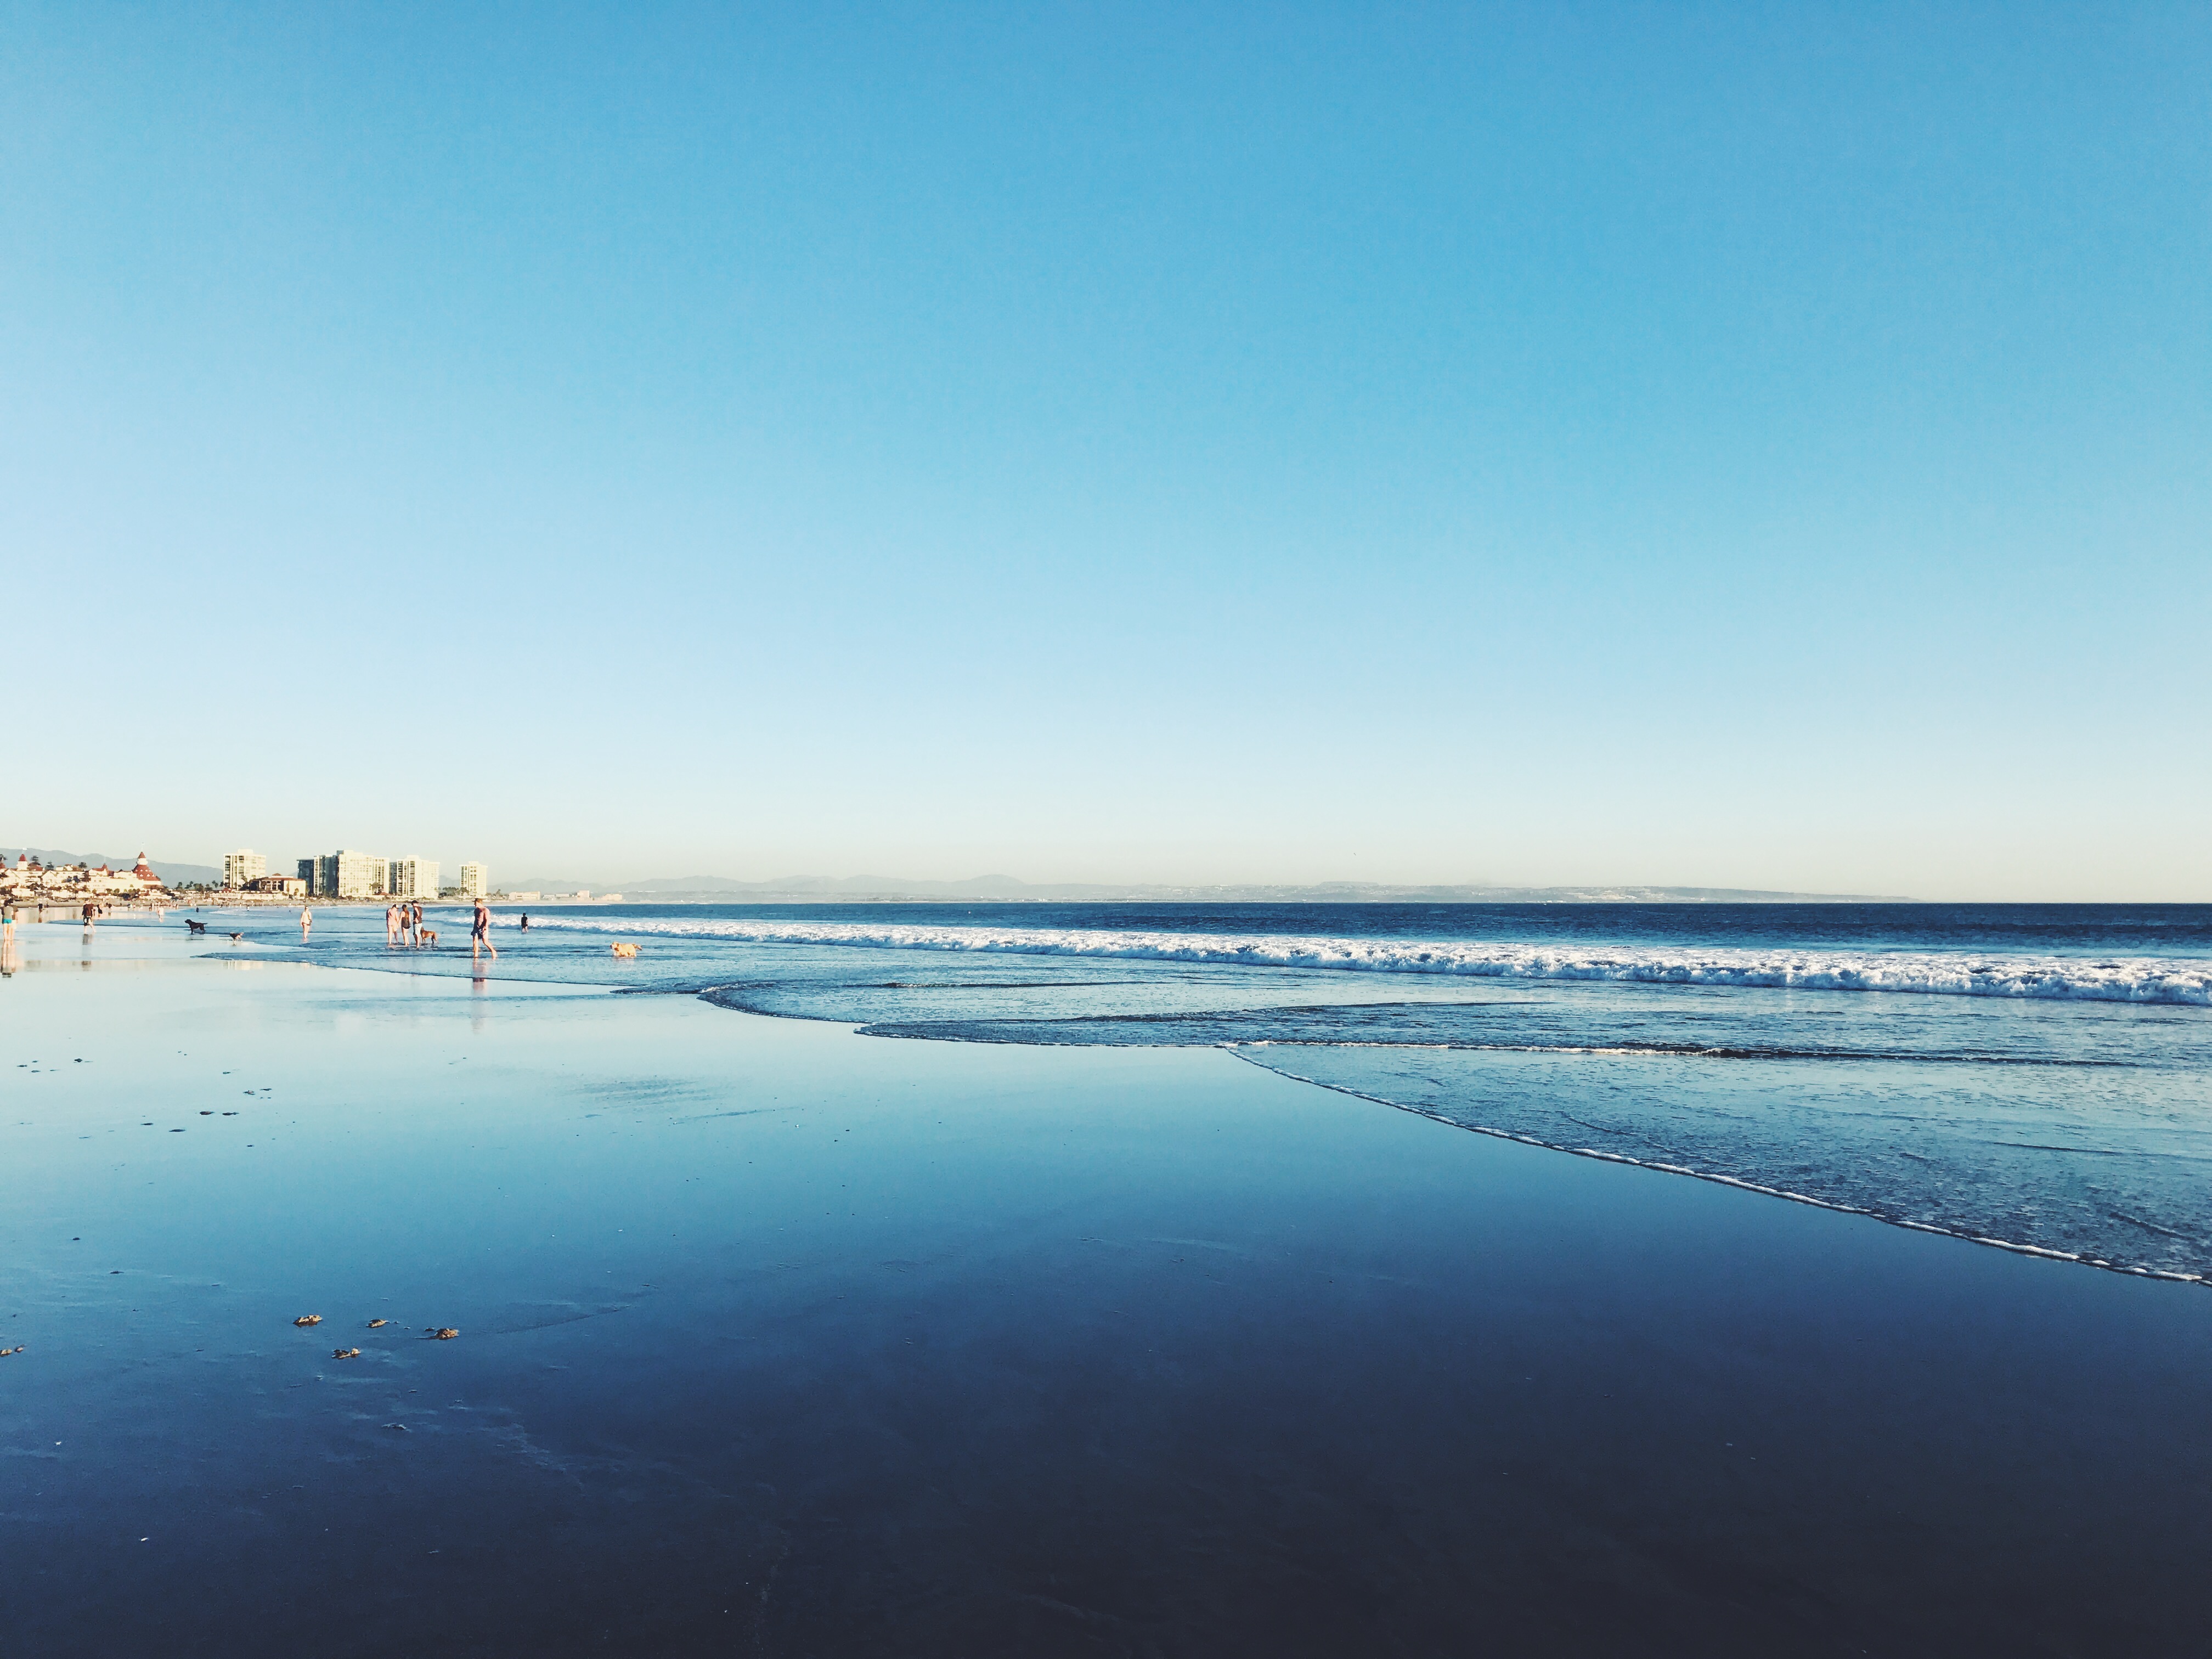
459 862 488 899
222 850 267 889
387 857 439 901
331 849 386 899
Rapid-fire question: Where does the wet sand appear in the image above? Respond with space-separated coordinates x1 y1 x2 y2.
4 924 2211 1655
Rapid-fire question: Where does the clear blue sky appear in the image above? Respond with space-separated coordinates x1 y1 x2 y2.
5 3 2206 898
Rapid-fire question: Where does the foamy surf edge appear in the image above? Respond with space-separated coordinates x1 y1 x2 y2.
1220 1047 2209 1286
513 916 2212 1006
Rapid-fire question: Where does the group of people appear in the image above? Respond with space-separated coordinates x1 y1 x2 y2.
372 896 500 960
385 900 431 946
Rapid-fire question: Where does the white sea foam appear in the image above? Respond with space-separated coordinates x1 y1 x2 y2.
511 916 2212 1006
1220 1050 2209 1285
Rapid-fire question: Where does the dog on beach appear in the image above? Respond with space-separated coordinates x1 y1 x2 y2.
185 918 206 934
228 932 245 943
417 927 437 947
611 942 639 958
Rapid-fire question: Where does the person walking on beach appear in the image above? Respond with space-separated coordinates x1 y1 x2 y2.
471 898 496 961
386 903 400 945
410 901 424 945
301 906 312 936
520 913 529 932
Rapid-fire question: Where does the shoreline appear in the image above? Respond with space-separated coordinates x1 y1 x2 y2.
44 910 2212 1286
5 929 2212 1652
1225 1046 2211 1289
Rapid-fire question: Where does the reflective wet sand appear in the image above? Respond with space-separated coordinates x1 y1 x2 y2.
5 927 2210 1655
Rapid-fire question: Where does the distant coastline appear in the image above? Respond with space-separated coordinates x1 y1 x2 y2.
0 850 1921 907
507 878 1920 905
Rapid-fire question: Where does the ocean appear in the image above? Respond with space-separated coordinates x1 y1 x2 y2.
12 907 2212 1651
279 900 2212 1285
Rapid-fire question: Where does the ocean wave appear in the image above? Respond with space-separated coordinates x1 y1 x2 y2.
1221 1051 2208 1284
510 917 2212 1006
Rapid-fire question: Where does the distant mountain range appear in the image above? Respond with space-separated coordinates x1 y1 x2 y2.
503 873 1911 904
4 850 1909 903
2 848 222 885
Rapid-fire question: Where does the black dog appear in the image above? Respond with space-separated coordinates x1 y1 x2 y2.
186 918 207 934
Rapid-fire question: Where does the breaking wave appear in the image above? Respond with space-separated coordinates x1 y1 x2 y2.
512 916 2212 1006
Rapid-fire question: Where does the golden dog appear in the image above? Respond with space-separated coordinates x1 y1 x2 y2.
611 942 639 958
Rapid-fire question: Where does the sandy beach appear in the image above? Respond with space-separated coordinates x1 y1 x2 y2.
5 921 2211 1656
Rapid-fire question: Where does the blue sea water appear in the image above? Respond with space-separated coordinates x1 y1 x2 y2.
11 937 2211 1655
245 901 2212 1283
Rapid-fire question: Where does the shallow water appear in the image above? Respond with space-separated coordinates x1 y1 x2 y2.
5 929 2211 1655
198 901 2212 1281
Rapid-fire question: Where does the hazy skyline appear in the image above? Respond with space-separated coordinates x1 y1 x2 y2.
6 4 2207 901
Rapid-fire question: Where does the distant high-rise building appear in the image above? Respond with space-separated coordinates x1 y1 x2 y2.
459 862 488 899
222 850 267 889
387 858 439 900
317 849 385 899
298 857 318 891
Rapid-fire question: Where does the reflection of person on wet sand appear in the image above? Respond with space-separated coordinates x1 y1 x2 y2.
472 899 497 960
